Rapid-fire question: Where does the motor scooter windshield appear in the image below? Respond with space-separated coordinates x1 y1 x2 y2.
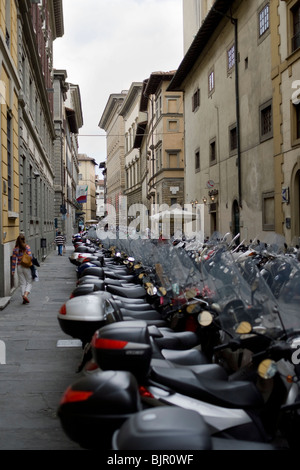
275 256 300 331
199 247 283 340
147 241 206 303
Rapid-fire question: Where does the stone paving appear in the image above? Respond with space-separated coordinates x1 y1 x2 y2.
0 245 84 450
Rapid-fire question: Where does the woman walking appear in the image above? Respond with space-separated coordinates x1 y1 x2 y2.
11 234 33 304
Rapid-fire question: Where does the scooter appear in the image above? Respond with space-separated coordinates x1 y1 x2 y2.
57 311 297 450
57 248 300 451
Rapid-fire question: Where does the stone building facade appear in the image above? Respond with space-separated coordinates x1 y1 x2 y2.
53 70 83 241
170 0 275 243
98 91 127 227
0 0 63 298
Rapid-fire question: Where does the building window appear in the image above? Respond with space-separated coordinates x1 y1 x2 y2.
208 68 215 96
259 3 269 38
35 176 38 217
168 120 178 132
260 100 273 142
195 149 200 172
291 102 300 145
29 166 33 217
296 104 300 140
156 147 162 171
167 151 179 168
29 77 33 112
7 113 12 211
262 191 275 231
192 88 200 112
229 124 237 153
5 0 10 48
155 94 162 119
167 97 179 113
210 138 217 165
227 45 235 72
292 2 300 52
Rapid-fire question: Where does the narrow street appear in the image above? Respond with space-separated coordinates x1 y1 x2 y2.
0 245 83 450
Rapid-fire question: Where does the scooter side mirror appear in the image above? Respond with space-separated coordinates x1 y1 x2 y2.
235 321 252 335
257 359 277 380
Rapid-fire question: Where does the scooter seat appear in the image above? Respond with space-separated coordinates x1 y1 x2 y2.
115 301 155 311
150 366 264 409
123 316 168 327
112 296 148 305
150 357 226 379
104 279 132 287
154 330 199 350
107 285 147 298
120 308 162 321
161 348 209 366
105 271 136 282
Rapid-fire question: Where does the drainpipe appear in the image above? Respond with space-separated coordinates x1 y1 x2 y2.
232 17 242 208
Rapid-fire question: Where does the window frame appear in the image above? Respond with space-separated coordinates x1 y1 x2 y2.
258 2 270 43
229 123 238 155
260 99 273 142
7 112 12 211
195 149 200 172
166 149 180 169
208 67 215 97
262 191 275 231
209 138 217 166
291 0 300 54
192 88 200 112
227 44 235 74
167 119 179 133
291 101 300 146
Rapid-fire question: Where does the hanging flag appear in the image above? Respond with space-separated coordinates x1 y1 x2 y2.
76 185 88 203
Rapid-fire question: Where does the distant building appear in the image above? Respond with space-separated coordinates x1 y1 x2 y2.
134 72 185 212
53 70 83 240
78 154 97 224
98 91 128 225
119 82 143 214
95 175 105 219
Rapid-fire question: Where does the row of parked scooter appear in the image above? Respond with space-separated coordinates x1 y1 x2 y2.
56 232 300 450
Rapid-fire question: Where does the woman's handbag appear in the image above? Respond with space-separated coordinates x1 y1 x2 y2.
21 252 32 268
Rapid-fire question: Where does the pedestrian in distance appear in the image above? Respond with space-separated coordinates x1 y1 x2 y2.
11 233 33 304
55 231 66 256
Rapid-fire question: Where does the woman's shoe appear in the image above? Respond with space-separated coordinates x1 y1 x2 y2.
23 295 29 304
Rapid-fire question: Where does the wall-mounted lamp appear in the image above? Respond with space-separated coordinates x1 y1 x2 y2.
208 189 218 202
27 171 40 180
202 196 207 204
190 200 199 208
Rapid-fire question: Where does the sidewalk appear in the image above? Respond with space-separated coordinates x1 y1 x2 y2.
0 245 84 450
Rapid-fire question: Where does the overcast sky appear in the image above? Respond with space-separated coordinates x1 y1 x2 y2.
53 0 184 175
